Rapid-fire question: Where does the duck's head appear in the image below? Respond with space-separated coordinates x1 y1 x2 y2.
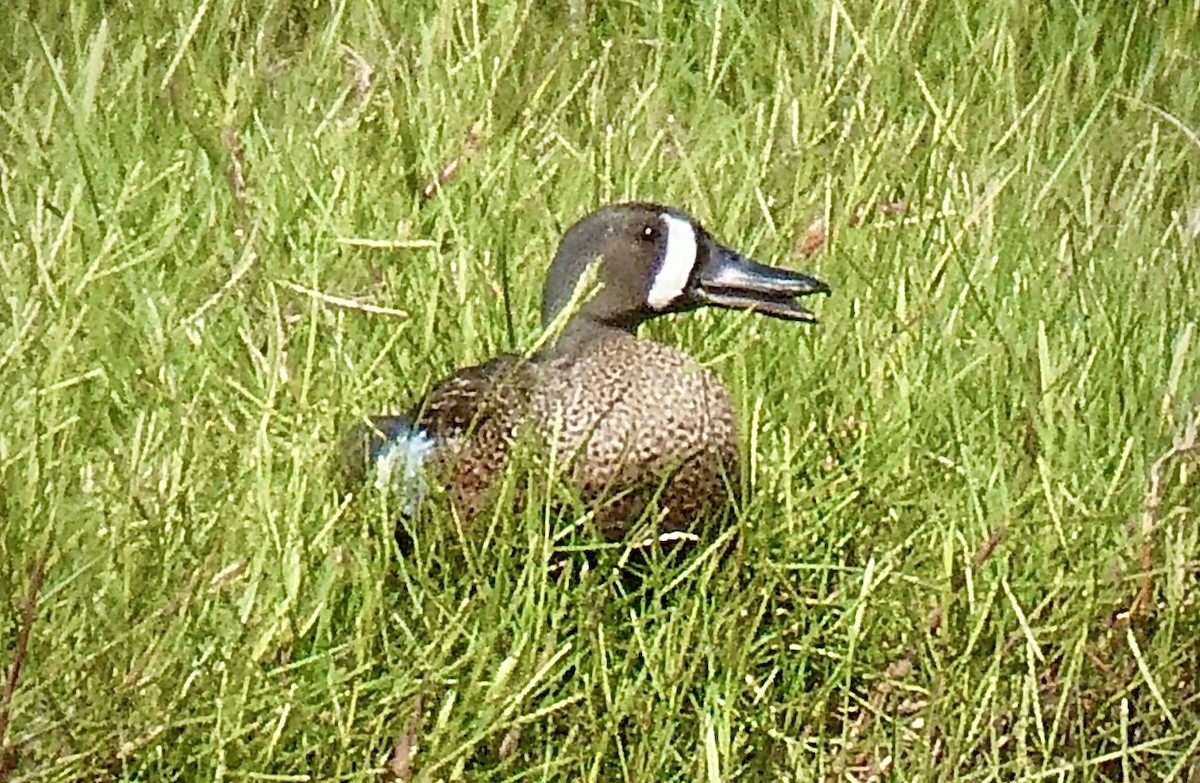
540 202 830 346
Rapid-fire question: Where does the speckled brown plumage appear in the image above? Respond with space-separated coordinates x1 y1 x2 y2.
415 332 740 540
533 333 739 539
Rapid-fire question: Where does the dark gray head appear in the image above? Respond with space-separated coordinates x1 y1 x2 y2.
541 202 830 346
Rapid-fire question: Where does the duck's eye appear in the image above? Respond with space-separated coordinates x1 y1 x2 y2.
640 224 659 243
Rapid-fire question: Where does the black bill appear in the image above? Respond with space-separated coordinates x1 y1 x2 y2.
689 241 831 322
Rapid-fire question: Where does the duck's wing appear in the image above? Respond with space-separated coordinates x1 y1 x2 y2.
417 354 527 448
342 354 531 517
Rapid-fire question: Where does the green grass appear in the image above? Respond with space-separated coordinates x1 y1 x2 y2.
2 0 1199 779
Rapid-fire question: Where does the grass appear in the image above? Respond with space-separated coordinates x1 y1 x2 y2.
1 0 1199 779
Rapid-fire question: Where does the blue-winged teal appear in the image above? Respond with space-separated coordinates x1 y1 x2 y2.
345 202 829 543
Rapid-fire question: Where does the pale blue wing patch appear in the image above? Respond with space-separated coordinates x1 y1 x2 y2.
366 416 437 517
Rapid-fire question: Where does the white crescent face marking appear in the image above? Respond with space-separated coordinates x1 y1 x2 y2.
646 213 698 310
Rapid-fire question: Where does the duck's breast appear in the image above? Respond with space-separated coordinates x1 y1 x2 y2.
531 335 740 532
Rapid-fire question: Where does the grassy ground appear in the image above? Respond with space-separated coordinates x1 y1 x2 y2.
2 0 1199 780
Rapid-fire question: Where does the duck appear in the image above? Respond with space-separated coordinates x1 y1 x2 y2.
343 202 829 545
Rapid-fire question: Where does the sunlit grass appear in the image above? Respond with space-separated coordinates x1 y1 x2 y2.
1 1 1198 779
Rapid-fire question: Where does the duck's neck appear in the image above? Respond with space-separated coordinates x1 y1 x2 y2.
539 313 639 361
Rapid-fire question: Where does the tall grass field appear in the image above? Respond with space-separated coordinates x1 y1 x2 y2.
1 1 1198 780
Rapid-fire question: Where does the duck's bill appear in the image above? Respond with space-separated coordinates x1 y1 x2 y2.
691 244 831 322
